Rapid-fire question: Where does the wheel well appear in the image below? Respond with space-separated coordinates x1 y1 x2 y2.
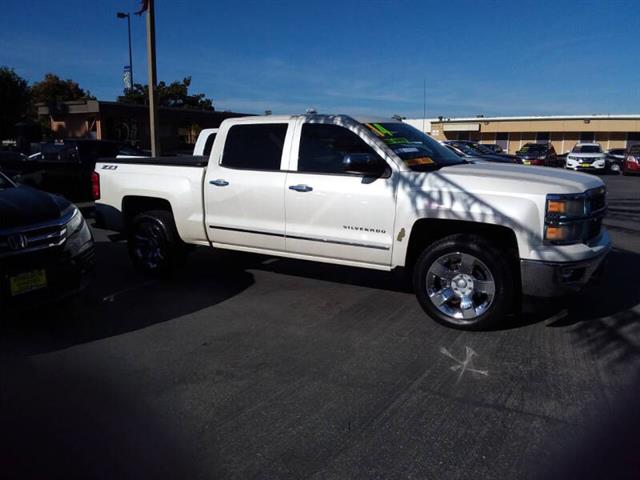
121 196 173 230
405 219 521 285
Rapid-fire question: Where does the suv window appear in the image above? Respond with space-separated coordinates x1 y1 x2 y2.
629 145 640 155
221 124 288 170
298 123 381 174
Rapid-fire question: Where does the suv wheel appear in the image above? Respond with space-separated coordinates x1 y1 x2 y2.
413 234 514 330
128 210 186 275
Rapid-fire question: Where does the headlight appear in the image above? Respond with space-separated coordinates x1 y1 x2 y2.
61 205 92 253
62 205 84 236
544 223 586 243
545 193 587 244
544 190 606 245
546 195 586 218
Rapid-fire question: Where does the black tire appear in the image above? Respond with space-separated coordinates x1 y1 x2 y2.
128 210 186 276
412 234 514 330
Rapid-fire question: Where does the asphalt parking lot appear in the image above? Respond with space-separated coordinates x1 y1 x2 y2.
2 174 639 479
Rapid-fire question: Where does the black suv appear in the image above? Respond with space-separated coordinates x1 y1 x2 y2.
516 143 560 167
0 171 94 309
605 148 626 174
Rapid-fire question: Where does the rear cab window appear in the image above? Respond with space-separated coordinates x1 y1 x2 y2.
221 124 288 171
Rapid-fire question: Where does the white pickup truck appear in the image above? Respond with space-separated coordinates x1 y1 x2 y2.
95 114 610 329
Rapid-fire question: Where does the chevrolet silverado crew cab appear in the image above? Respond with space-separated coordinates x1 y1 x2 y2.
94 115 610 330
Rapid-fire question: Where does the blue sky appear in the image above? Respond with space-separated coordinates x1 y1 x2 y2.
1 0 638 117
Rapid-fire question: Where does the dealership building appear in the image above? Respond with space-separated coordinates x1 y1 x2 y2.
404 115 640 154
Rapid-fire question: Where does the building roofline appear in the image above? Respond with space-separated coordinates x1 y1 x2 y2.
424 114 640 122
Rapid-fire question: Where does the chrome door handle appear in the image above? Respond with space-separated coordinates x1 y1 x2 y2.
210 179 229 186
288 184 313 192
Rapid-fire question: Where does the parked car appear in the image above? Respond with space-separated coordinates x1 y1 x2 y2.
443 140 521 164
94 114 609 330
0 170 94 309
515 143 560 167
606 148 626 174
565 143 607 173
0 139 123 204
442 143 488 164
482 144 504 154
623 144 640 175
467 141 522 163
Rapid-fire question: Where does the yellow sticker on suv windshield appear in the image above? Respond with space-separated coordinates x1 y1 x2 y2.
405 157 435 166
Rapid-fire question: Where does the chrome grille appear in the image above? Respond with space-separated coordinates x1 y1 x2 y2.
587 187 606 214
0 222 67 258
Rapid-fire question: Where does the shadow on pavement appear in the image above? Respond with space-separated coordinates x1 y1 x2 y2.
0 240 255 356
0 357 201 480
546 248 640 369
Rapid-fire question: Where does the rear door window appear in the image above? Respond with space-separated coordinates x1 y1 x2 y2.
221 124 288 171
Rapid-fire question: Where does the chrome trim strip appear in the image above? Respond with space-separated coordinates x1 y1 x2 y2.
208 225 390 251
286 233 390 251
0 237 66 259
0 209 75 236
209 225 284 238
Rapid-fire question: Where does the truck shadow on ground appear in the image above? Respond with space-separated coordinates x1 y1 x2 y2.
545 247 640 370
0 240 255 356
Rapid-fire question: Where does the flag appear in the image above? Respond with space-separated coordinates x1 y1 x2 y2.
135 0 149 15
123 66 132 90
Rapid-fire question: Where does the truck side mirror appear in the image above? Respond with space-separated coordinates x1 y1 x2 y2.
342 153 386 176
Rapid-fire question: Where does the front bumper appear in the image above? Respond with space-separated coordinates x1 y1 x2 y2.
566 161 606 172
520 232 611 298
0 244 95 310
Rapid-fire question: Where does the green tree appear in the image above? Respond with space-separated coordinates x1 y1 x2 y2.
30 73 95 107
117 77 214 110
0 66 30 139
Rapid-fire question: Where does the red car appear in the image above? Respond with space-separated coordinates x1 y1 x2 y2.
623 144 640 175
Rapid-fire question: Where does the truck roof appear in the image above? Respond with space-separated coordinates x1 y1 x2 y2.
222 114 401 125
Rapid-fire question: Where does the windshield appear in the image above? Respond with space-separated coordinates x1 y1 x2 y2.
0 172 14 190
572 145 602 153
518 144 547 153
363 122 464 170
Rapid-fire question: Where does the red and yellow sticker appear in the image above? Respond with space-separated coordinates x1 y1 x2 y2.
404 157 435 166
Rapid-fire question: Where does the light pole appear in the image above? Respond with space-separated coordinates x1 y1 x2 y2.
116 12 133 87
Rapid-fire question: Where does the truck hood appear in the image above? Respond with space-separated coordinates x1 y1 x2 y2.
0 185 69 230
434 162 603 195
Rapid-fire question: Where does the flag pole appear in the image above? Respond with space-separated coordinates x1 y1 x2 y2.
145 0 160 156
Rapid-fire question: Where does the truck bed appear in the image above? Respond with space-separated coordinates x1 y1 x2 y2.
98 155 208 168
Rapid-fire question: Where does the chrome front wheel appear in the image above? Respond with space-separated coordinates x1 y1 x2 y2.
426 252 495 324
413 234 514 330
